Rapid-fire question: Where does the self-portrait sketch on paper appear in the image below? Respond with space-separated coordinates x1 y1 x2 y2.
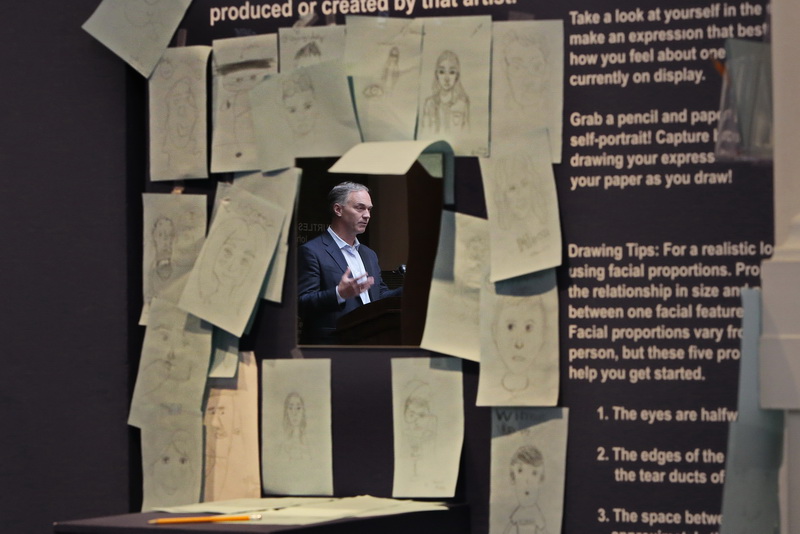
149 46 211 181
179 185 284 336
141 412 203 510
480 135 562 281
211 34 278 173
261 359 333 496
392 357 464 497
129 298 213 428
416 16 491 156
477 270 559 407
141 193 206 324
345 16 423 141
491 20 564 162
490 408 568 534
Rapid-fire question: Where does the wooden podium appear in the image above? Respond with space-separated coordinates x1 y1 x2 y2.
334 161 443 346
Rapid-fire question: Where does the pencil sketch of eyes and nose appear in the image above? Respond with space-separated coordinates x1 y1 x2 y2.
281 72 318 139
421 50 470 134
197 217 267 308
402 381 438 476
151 429 197 499
279 392 311 461
204 390 240 493
501 31 548 113
492 295 546 393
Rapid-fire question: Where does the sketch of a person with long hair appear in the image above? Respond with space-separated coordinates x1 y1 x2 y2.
279 392 311 461
420 50 470 134
198 217 266 310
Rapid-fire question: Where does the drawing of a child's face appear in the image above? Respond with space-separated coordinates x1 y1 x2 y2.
435 53 460 92
213 229 256 289
511 459 543 507
153 431 194 496
283 89 317 137
494 298 545 376
285 393 305 428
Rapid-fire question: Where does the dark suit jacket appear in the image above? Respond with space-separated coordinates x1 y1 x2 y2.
298 231 399 344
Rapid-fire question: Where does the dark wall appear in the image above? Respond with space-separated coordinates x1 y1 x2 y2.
0 2 132 533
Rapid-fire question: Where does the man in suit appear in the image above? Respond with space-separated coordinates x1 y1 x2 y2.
298 181 401 344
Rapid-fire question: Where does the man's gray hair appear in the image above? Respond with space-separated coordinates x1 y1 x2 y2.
328 181 369 216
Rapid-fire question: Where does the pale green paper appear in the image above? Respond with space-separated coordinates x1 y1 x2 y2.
250 61 362 172
477 270 560 407
209 327 239 379
211 34 278 173
391 357 464 497
416 16 492 157
149 47 211 181
345 16 423 142
140 193 206 325
140 410 204 511
261 359 333 496
129 298 213 429
82 0 191 78
232 169 302 303
479 130 563 282
490 408 568 534
179 185 285 337
491 20 564 163
420 211 483 362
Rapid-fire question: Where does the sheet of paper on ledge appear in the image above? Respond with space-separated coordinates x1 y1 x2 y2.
250 496 447 525
155 495 446 525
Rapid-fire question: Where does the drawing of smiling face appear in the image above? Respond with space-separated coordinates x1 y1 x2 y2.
435 54 459 92
511 460 543 507
213 231 255 289
494 298 545 376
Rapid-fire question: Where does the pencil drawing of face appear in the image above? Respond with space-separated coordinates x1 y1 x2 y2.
152 216 175 280
493 296 546 392
205 390 238 462
422 50 470 133
510 444 545 507
164 78 198 152
152 429 195 497
283 392 306 439
403 381 438 475
281 72 317 138
199 217 265 305
503 32 547 109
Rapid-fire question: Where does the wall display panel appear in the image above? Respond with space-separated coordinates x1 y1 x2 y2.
130 0 775 533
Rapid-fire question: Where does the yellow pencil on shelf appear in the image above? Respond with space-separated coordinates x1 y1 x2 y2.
147 513 262 525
